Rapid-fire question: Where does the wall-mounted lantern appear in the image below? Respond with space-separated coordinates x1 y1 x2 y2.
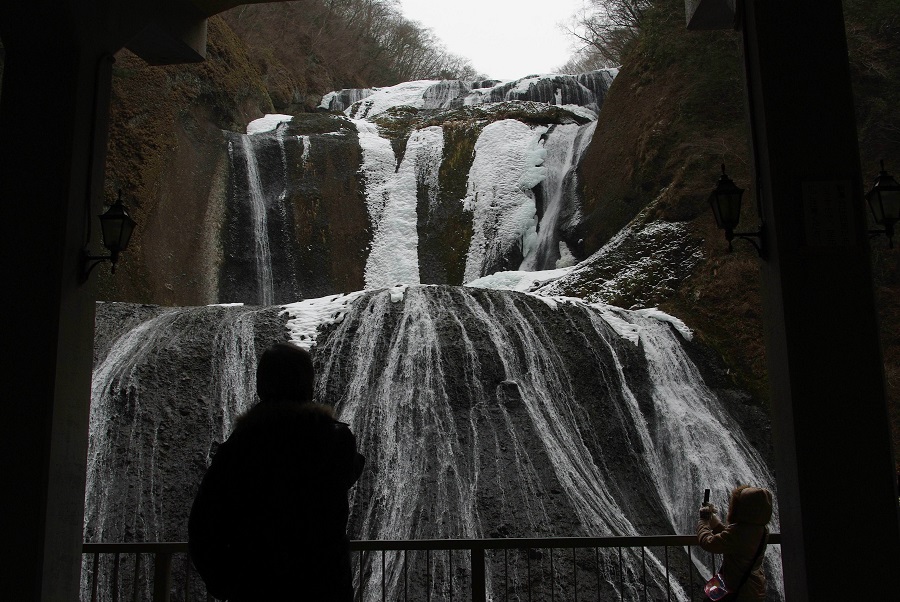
708 164 763 256
866 161 900 249
82 190 137 280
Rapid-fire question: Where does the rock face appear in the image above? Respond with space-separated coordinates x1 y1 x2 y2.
333 72 616 117
215 72 615 303
99 16 277 306
220 113 370 303
87 287 780 601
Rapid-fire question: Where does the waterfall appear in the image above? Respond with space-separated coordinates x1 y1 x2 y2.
304 286 778 600
242 133 274 305
519 120 597 271
85 63 784 600
338 71 617 119
362 125 443 288
300 135 311 168
85 308 182 545
463 120 546 282
86 288 779 600
229 134 274 305
84 303 286 600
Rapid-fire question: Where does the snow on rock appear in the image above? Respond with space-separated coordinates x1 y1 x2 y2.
347 80 440 119
634 308 693 340
463 120 548 283
282 291 368 349
388 284 408 303
465 267 574 292
364 126 444 288
559 104 598 121
334 70 618 120
352 119 396 226
246 114 293 135
536 216 703 310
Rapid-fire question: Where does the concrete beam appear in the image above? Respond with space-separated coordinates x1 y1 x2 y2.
0 35 110 602
685 0 737 30
737 0 900 599
120 0 209 65
126 18 208 65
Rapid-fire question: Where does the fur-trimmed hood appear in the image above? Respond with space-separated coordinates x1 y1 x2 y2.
233 398 339 432
730 486 773 525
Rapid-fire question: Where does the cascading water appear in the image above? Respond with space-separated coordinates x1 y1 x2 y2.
520 121 597 271
86 66 784 601
227 133 275 305
83 302 287 600
307 285 778 600
85 286 780 601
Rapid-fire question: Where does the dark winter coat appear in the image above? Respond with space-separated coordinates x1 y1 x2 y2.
697 487 772 602
189 400 365 601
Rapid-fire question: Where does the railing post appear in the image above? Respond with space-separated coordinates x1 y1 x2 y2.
153 551 173 602
471 545 486 602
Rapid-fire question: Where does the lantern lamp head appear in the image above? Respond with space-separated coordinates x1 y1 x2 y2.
866 161 900 248
707 164 763 256
709 164 745 248
82 190 137 281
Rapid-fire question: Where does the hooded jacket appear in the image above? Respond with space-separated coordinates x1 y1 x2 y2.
189 400 365 601
697 487 772 602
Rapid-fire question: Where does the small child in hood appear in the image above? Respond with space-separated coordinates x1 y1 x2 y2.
697 485 773 601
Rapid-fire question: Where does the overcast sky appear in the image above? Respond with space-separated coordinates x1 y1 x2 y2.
398 0 587 81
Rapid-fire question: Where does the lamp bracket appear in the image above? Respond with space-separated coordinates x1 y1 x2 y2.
80 249 119 283
726 228 765 258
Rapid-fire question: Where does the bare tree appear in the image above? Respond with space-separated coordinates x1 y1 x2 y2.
224 0 478 92
561 0 653 69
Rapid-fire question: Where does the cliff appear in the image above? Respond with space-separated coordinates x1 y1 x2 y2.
92 0 899 469
567 0 900 468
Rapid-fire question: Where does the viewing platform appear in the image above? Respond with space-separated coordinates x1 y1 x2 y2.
84 533 782 601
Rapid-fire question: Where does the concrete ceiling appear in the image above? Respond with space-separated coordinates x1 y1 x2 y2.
126 0 293 64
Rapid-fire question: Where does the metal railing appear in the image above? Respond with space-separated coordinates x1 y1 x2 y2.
83 534 781 601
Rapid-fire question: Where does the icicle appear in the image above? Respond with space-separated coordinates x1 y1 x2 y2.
363 126 443 288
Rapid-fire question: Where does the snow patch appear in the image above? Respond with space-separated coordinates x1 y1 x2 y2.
247 114 293 135
466 267 574 292
463 120 548 282
635 308 694 340
281 292 367 349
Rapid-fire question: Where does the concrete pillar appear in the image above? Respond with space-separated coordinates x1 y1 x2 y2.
0 25 112 601
739 1 900 599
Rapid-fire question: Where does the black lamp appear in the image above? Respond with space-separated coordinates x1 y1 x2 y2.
866 160 900 249
709 164 763 255
82 190 137 280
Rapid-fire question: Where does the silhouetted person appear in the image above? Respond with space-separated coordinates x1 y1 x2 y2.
189 342 365 601
697 485 772 602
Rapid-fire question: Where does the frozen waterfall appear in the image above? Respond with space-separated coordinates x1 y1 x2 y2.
86 287 779 600
308 286 779 600
519 121 597 271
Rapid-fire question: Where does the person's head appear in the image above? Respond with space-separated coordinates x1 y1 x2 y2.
255 342 314 403
726 484 773 525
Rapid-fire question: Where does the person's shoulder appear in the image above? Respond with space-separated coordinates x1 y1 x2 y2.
235 400 333 425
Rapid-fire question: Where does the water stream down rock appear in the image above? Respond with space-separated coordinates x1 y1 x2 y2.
87 286 780 600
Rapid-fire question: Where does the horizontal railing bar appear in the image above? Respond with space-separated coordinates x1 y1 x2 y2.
84 533 780 554
84 543 188 554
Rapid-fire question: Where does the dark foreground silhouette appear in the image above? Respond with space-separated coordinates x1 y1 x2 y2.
189 342 365 601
